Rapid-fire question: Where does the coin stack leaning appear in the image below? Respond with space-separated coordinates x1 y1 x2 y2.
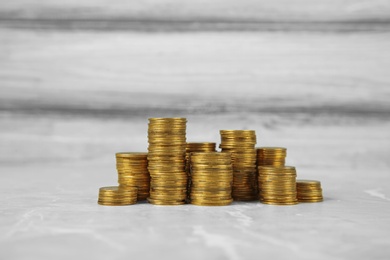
116 152 150 201
147 118 187 205
98 186 137 206
185 142 216 202
219 130 258 201
258 166 298 205
256 147 287 167
190 152 233 206
296 180 323 202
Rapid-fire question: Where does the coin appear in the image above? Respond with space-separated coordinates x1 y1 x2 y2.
189 151 233 206
296 179 323 203
114 152 149 201
191 198 233 206
257 166 298 205
98 117 324 208
219 130 257 201
147 197 186 205
256 147 287 167
97 186 137 206
147 118 187 205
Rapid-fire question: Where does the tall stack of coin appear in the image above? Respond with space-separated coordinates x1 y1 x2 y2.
98 186 137 206
219 130 257 201
116 152 150 201
185 142 216 201
190 152 233 206
258 166 298 205
256 147 287 167
296 180 323 202
147 118 187 205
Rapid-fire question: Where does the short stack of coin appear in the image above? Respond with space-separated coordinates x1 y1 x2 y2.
185 142 216 201
147 118 187 205
98 186 138 206
190 152 233 206
296 180 323 202
258 166 298 205
219 130 258 201
116 152 150 201
256 147 287 167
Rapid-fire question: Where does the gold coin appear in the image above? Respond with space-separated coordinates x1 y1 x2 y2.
220 129 255 134
186 142 216 150
257 146 286 151
148 133 186 137
149 192 187 198
260 201 298 205
148 131 186 135
258 161 285 167
191 165 233 170
98 186 138 206
296 179 321 185
147 197 186 205
191 151 231 158
295 179 323 203
115 152 148 158
298 198 323 203
220 144 256 150
191 198 233 206
99 186 137 193
98 201 137 206
148 139 187 144
149 117 187 121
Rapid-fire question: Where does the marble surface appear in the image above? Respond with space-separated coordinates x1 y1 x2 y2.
1 143 390 260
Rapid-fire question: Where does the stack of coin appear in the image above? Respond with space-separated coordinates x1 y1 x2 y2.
147 118 187 205
190 152 233 206
185 142 216 201
296 180 323 202
219 130 257 201
186 142 217 172
256 147 287 167
258 166 298 205
98 186 137 206
116 152 150 201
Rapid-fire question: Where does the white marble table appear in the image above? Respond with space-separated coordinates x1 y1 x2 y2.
1 158 389 260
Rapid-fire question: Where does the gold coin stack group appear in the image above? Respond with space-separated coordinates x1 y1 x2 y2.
98 117 324 206
256 147 287 167
296 180 323 202
147 118 187 205
98 186 137 206
185 142 216 201
190 152 233 206
219 130 258 201
258 166 298 205
116 152 150 201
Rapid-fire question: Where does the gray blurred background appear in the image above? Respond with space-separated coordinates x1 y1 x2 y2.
1 0 389 168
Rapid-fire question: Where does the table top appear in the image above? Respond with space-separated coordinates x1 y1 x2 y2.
1 119 389 260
